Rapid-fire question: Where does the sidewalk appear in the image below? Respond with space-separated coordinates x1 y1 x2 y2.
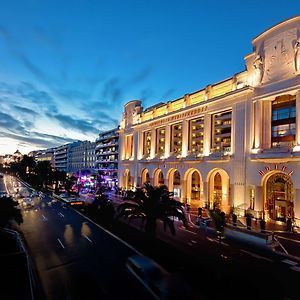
105 193 300 259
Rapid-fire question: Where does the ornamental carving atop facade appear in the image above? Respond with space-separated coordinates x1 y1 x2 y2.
246 16 300 86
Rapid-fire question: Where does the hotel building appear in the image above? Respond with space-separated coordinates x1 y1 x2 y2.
118 16 300 225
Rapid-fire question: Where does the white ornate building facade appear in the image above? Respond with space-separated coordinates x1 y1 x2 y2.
118 16 300 225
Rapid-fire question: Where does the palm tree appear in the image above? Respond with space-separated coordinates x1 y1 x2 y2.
116 183 188 237
0 196 23 231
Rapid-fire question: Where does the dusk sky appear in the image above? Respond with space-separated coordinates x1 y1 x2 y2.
0 0 299 155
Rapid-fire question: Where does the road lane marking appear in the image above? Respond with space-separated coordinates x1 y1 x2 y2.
206 237 229 246
74 209 144 256
58 212 64 218
282 259 298 266
178 227 197 235
57 238 65 249
290 266 300 272
42 214 48 221
241 250 273 262
83 234 92 243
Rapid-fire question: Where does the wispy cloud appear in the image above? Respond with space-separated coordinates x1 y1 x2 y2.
13 105 39 117
46 112 112 135
0 111 27 134
0 131 75 149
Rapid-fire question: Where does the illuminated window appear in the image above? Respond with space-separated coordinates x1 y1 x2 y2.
189 116 204 154
211 111 232 153
143 131 151 156
156 127 165 155
271 95 296 148
171 123 182 154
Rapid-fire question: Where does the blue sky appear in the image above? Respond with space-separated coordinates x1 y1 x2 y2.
0 0 299 155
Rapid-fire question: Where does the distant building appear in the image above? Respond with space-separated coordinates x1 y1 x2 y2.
29 148 55 168
69 141 96 173
96 128 119 188
54 143 75 172
3 150 23 165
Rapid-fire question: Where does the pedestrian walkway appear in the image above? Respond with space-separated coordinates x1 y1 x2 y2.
105 192 300 259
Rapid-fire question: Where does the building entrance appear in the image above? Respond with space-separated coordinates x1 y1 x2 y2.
265 173 294 222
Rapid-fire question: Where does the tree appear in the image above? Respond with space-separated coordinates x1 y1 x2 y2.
36 161 53 190
51 170 67 194
0 196 23 231
116 183 188 237
20 155 36 179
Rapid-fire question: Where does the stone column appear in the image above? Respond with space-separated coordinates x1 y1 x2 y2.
119 130 125 160
256 186 263 216
294 189 300 226
137 131 143 160
202 181 209 208
296 91 300 147
181 120 189 157
165 125 171 158
254 100 263 149
133 132 139 188
133 132 138 161
263 100 272 149
150 128 156 159
203 113 211 156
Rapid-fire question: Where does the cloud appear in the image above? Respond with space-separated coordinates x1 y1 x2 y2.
13 105 40 117
46 112 105 135
130 66 152 84
0 111 27 134
101 77 122 104
0 131 75 149
161 88 176 100
17 54 51 84
16 81 58 113
54 87 90 102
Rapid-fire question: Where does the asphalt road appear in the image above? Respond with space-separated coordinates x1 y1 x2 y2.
2 176 300 300
2 175 154 300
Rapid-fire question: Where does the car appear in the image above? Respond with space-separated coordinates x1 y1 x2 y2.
126 255 169 299
21 197 34 209
126 255 193 299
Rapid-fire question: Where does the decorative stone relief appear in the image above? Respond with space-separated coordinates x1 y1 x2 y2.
262 29 297 83
294 38 300 72
252 54 264 85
